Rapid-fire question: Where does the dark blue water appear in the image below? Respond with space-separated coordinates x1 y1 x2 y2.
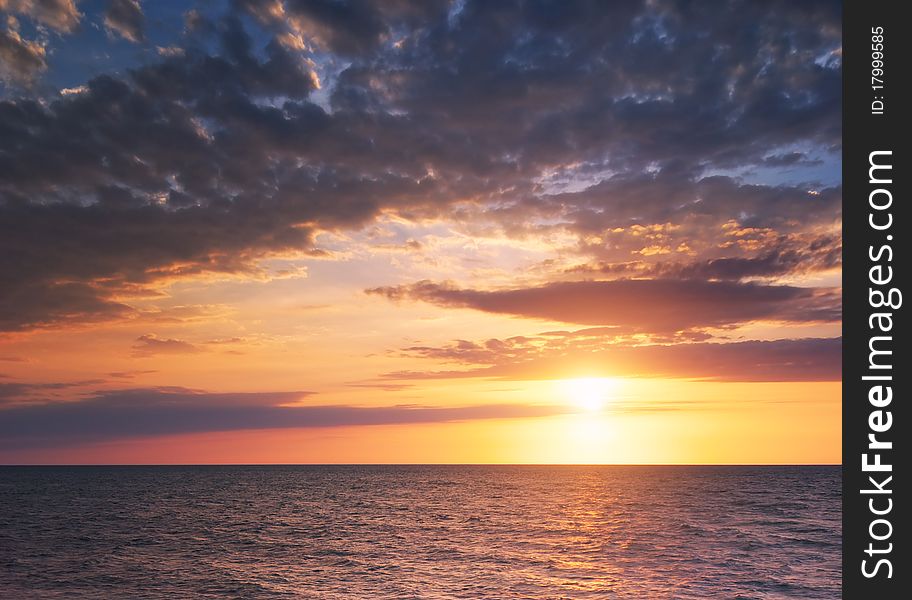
0 466 840 598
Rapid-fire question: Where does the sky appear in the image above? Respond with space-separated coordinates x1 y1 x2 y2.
0 0 841 464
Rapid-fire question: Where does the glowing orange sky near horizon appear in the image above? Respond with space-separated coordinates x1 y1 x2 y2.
0 225 841 465
1 382 840 465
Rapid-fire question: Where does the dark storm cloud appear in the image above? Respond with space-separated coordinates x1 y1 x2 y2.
1 0 841 331
387 336 841 383
350 0 840 173
0 386 569 447
0 18 324 330
0 279 134 331
367 279 840 331
103 0 145 43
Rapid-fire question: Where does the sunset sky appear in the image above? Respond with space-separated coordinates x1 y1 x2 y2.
0 0 841 464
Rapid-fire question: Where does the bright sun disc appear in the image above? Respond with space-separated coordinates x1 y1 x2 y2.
560 377 616 412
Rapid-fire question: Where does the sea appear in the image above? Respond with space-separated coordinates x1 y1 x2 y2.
0 465 840 599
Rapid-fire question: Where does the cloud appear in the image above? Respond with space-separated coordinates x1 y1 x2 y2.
321 0 840 174
0 381 50 404
103 0 144 43
0 20 324 330
0 378 106 406
0 19 47 84
1 1 841 331
0 386 570 447
131 334 202 357
762 152 822 167
569 231 841 281
552 177 841 237
367 278 840 331
0 280 133 332
1 0 81 84
236 0 450 56
388 336 842 383
0 0 80 32
107 369 157 379
155 45 183 57
346 381 414 392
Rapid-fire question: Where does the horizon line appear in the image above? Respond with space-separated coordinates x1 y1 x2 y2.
0 463 843 467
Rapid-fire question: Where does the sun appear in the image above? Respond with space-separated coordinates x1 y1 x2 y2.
559 377 617 412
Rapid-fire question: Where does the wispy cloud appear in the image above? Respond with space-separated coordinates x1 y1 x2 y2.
385 337 842 383
0 387 569 448
103 0 145 43
131 334 202 357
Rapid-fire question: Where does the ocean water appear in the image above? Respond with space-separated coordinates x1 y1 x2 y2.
0 466 840 599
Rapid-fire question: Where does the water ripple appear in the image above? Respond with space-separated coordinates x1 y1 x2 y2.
0 465 840 599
